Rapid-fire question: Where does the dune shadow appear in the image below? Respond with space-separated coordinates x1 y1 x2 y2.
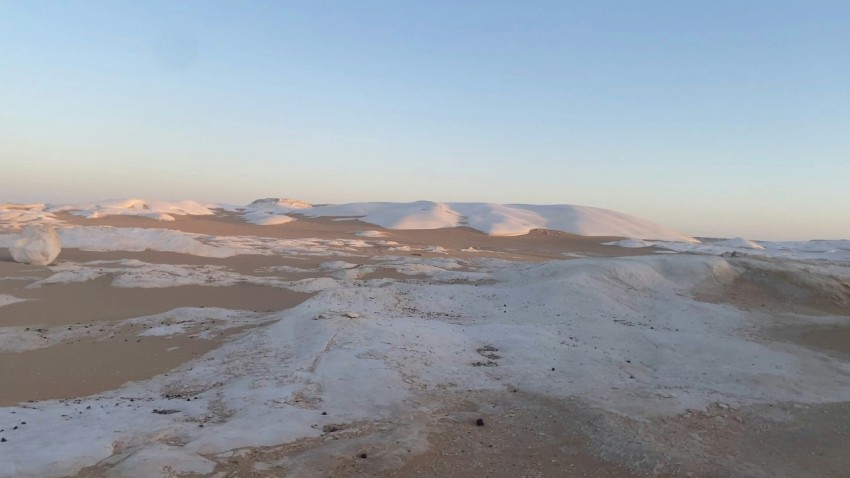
0 250 15 263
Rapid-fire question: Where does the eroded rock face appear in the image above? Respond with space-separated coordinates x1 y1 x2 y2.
10 225 61 266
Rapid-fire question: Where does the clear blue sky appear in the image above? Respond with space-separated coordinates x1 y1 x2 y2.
2 1 848 240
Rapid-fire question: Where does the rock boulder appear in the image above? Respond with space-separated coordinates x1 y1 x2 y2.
10 225 61 266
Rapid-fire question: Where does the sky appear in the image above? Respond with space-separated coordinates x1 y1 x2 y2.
1 1 849 240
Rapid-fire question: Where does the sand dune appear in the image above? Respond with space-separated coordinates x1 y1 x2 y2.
3 198 698 241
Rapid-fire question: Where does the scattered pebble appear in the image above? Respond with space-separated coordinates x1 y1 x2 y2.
323 424 343 433
476 418 485 426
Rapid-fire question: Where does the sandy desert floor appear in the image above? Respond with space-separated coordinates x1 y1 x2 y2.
1 210 849 477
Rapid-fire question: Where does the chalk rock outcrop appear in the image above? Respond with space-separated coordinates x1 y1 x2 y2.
10 225 61 266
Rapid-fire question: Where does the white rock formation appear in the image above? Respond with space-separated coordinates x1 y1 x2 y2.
9 224 62 266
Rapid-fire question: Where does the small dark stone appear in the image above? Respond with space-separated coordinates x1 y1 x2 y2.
20 422 25 425
551 367 555 371
1 438 5 443
476 418 485 427
13 426 17 430
626 360 631 363
359 453 368 459
321 411 327 415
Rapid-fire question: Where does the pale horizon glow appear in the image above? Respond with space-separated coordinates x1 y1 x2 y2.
2 1 849 241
